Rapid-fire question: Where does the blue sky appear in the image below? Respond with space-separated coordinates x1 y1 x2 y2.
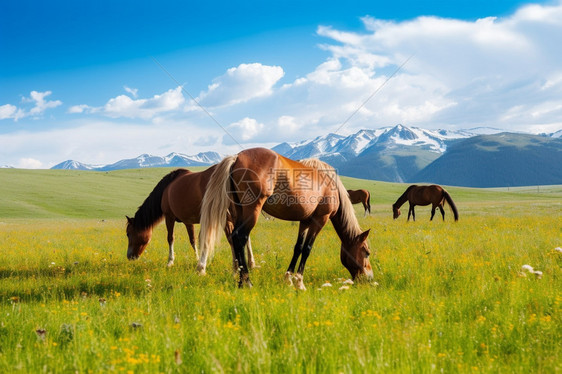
1 0 561 168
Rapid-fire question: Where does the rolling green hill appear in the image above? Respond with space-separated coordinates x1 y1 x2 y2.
1 167 561 220
0 168 199 219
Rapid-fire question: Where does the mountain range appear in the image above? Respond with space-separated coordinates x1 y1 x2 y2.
52 151 223 171
51 125 562 187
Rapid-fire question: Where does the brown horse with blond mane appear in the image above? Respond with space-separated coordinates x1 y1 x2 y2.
126 168 255 269
197 147 373 289
347 189 371 216
392 184 458 221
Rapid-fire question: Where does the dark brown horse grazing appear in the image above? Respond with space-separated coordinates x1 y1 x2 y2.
347 189 371 216
392 185 459 222
197 147 373 289
126 168 255 269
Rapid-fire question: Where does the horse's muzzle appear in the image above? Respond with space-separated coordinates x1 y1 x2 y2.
127 247 139 260
361 267 374 281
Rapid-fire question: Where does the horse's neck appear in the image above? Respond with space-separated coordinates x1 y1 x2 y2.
393 191 409 209
330 206 360 245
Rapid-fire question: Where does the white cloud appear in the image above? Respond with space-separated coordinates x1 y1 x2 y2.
197 63 284 107
0 119 237 168
0 91 62 121
27 91 62 116
17 158 43 169
0 104 25 120
268 3 562 134
102 86 185 119
124 86 139 98
68 87 184 119
67 104 94 114
223 117 265 145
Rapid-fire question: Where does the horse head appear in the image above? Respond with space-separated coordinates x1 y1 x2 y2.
340 229 373 280
126 216 152 260
392 205 401 219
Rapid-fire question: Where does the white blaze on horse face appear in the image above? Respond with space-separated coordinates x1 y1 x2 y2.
364 261 374 280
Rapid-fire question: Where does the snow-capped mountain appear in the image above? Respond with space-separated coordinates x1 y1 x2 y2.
52 151 223 171
272 124 479 161
51 160 99 170
550 129 562 138
271 125 508 183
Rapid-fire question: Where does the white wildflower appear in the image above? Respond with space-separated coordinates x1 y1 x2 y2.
521 264 534 272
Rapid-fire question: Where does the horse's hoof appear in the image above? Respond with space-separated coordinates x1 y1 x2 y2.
238 279 253 288
196 265 206 276
294 274 306 291
166 262 174 268
284 271 294 286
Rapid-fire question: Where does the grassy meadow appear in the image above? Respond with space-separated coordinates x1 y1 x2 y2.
0 168 561 373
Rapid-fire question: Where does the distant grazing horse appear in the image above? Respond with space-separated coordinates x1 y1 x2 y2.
392 184 458 222
347 189 371 216
126 168 255 269
197 147 373 289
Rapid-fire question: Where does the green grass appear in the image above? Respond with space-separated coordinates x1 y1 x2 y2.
0 168 561 372
0 168 205 219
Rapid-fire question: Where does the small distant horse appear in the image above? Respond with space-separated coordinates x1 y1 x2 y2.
197 147 373 289
126 168 255 269
347 189 371 216
392 185 458 221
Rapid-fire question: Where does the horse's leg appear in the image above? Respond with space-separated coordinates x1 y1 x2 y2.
408 204 415 221
430 206 436 221
294 216 329 291
165 216 175 267
224 221 238 272
285 223 308 286
185 223 198 259
439 205 445 221
232 206 262 288
362 202 368 217
246 236 256 269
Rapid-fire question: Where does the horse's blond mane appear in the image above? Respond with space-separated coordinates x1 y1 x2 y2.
299 158 362 237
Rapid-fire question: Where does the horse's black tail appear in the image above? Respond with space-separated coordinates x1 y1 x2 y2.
366 190 371 214
443 190 459 221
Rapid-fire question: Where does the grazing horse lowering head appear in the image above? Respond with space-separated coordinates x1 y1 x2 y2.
340 229 373 280
126 216 152 260
392 204 401 219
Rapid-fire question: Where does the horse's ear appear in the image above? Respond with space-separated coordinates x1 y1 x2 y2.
359 229 370 242
126 216 132 223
